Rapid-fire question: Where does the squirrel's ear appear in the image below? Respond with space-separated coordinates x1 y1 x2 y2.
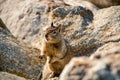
51 22 62 32
51 22 55 28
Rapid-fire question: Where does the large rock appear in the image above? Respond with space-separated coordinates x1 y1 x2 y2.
0 0 120 57
63 0 120 9
0 72 26 80
50 6 120 56
0 18 45 80
60 42 120 80
0 0 97 56
59 6 120 80
0 0 120 79
63 0 99 13
0 0 67 45
91 42 120 59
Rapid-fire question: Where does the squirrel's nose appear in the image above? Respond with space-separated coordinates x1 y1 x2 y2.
39 55 45 59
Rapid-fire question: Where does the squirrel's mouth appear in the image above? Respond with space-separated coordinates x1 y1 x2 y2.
45 34 58 43
45 34 49 41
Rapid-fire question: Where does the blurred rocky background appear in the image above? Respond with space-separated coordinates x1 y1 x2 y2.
0 0 120 80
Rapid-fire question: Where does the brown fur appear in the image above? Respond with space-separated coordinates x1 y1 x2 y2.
40 24 73 80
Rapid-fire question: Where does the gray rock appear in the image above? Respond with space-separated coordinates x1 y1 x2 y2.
90 42 120 59
63 0 99 13
0 0 120 57
0 18 45 80
51 6 120 56
0 72 26 80
0 0 67 47
60 6 120 80
0 1 120 80
50 6 95 56
60 53 120 80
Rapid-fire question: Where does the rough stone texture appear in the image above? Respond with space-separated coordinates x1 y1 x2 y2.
63 0 120 9
0 18 45 80
90 6 120 43
0 0 67 46
0 0 120 56
63 0 99 13
0 0 120 80
50 6 120 56
51 6 94 55
60 42 120 80
91 42 120 59
0 0 98 56
0 0 95 51
0 72 26 80
59 6 120 80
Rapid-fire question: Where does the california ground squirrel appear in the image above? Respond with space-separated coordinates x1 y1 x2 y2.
40 23 73 80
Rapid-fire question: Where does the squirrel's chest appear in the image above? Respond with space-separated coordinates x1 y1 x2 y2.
49 61 64 72
46 44 61 54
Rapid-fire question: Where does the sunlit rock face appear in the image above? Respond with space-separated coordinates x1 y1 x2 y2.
0 18 44 80
0 72 27 80
60 42 120 80
0 0 120 80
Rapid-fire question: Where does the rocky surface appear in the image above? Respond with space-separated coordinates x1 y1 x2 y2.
91 42 120 59
63 0 120 9
59 5 120 80
50 6 120 56
60 42 120 80
63 0 99 13
0 0 120 80
0 0 67 46
0 18 45 80
0 0 96 56
0 0 120 56
0 72 26 80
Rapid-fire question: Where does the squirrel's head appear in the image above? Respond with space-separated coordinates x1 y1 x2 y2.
43 23 62 43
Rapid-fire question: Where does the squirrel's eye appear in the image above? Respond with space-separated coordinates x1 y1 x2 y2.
52 31 57 34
